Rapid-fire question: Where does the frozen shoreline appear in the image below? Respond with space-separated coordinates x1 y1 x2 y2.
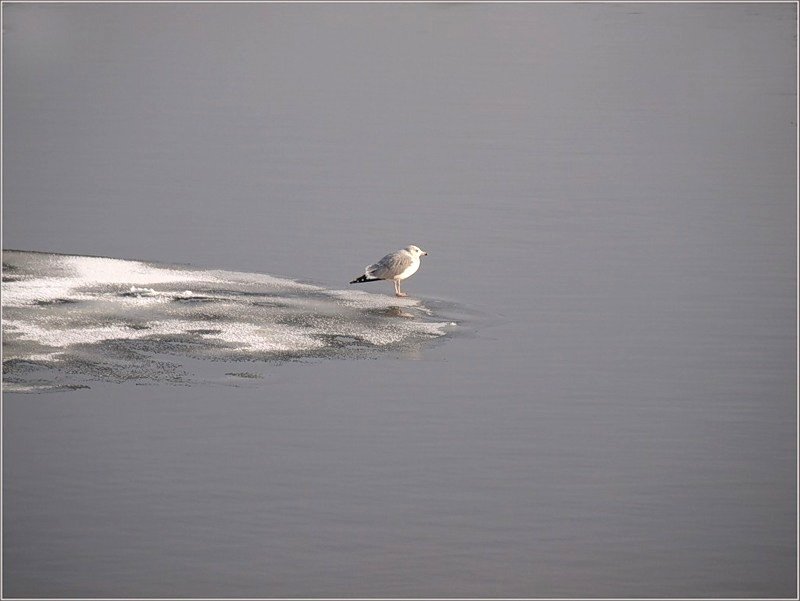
2 250 458 391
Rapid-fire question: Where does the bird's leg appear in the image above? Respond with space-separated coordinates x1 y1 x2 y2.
394 280 407 297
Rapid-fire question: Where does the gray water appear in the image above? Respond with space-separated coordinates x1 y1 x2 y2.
2 3 796 598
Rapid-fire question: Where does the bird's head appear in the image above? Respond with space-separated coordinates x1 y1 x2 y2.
406 245 428 257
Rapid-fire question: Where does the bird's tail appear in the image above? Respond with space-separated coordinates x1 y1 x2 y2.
350 274 381 284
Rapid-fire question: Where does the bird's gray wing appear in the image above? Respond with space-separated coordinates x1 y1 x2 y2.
366 251 413 279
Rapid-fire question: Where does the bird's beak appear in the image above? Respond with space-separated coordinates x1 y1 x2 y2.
423 252 428 256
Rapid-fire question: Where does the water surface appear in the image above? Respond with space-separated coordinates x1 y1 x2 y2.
2 3 796 598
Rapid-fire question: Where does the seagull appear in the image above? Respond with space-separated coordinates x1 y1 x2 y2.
350 245 428 297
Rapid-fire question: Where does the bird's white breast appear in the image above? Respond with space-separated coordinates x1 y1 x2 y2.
394 257 420 281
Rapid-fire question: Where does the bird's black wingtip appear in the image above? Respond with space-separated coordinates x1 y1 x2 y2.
350 275 380 284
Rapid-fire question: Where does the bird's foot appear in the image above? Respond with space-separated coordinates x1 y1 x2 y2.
395 292 408 298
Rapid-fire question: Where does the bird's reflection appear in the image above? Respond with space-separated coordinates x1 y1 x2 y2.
382 306 415 319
